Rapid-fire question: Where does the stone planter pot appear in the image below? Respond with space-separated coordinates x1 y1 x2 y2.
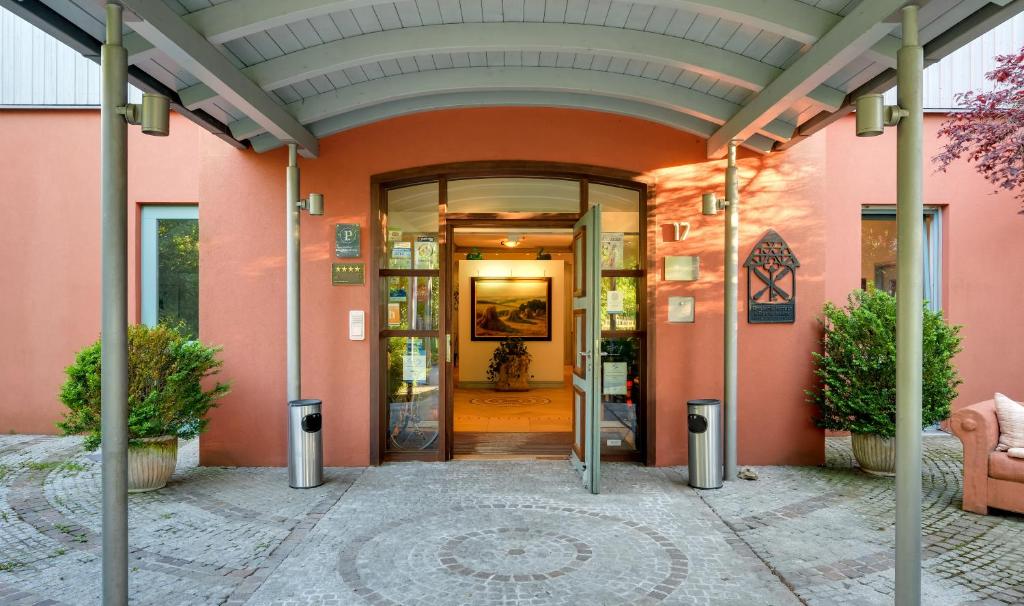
128 436 178 493
851 433 895 476
495 365 530 391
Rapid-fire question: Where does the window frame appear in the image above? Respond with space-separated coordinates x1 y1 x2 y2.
861 206 942 311
140 204 199 329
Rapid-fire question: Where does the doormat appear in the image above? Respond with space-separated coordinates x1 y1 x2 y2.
467 396 553 407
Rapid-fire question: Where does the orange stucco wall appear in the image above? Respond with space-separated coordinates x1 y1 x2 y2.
3 105 1017 468
825 114 1024 413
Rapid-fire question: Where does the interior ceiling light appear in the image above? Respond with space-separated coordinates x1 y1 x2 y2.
500 234 523 248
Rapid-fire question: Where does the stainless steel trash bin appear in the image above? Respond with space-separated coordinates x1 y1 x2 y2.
687 399 722 489
288 399 323 488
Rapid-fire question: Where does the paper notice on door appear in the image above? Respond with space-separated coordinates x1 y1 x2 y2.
403 354 427 382
601 232 624 269
606 290 624 314
387 303 401 327
603 362 627 395
387 229 403 242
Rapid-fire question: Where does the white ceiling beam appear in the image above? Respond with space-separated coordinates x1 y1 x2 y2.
121 0 319 157
226 67 796 143
247 91 777 154
177 23 846 112
124 0 899 68
706 0 903 158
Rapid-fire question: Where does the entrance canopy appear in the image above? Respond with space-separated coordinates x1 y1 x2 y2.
6 0 1022 158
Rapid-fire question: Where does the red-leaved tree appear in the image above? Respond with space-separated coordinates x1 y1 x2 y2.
934 49 1024 212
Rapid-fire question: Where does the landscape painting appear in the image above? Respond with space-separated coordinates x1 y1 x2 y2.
471 278 552 341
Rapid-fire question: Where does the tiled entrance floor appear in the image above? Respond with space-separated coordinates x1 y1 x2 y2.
1 434 1021 605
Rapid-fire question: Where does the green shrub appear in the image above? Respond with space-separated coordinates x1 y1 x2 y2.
808 289 962 437
58 324 230 450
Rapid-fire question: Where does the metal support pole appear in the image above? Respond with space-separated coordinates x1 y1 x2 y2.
286 144 301 402
100 3 128 605
723 141 739 481
895 4 923 605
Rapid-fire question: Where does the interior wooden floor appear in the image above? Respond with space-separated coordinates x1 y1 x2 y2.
453 367 573 457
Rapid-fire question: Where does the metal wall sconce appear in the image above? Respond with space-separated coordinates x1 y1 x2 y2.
298 192 325 215
701 192 731 215
855 93 909 137
118 93 170 136
668 221 691 241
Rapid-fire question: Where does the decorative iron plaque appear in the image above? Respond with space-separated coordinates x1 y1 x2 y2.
332 263 365 285
743 230 799 324
335 224 361 258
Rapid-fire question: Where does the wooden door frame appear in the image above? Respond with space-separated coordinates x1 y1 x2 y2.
370 160 655 466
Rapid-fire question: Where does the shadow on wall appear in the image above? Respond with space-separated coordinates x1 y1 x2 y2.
645 151 826 314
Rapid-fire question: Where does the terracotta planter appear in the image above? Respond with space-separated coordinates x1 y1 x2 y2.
851 433 896 476
127 436 178 493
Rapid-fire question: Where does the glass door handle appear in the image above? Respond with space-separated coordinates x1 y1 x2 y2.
446 334 451 363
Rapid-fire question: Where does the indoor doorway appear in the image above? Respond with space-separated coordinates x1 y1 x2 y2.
450 227 575 458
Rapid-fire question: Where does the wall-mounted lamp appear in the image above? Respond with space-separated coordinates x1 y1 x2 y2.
118 93 170 136
855 93 909 137
298 192 325 216
668 221 691 241
701 192 730 216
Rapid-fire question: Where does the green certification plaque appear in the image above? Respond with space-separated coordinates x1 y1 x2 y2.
332 263 365 285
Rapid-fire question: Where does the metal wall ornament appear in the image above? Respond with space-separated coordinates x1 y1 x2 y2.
743 230 800 324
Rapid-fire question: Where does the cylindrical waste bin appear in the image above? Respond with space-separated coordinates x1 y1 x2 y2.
288 399 323 488
687 399 722 489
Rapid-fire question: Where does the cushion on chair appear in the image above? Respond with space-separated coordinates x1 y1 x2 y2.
1009 448 1024 460
990 451 1024 482
994 393 1024 451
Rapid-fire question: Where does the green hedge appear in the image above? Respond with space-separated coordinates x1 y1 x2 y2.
808 289 962 437
58 324 230 450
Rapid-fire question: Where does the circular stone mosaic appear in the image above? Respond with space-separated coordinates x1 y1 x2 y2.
467 396 553 407
337 503 688 605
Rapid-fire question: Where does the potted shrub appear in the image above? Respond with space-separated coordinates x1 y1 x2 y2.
486 338 533 391
58 324 230 492
808 289 962 475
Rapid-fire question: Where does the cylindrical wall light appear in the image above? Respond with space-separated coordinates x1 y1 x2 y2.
702 192 719 216
307 193 324 216
140 93 170 136
855 94 885 137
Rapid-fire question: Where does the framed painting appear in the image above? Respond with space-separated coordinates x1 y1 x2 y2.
470 277 552 341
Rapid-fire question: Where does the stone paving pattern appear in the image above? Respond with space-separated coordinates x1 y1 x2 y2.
0 434 1021 604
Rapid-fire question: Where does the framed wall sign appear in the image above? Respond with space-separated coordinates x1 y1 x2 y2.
470 277 552 341
744 229 799 324
335 224 361 257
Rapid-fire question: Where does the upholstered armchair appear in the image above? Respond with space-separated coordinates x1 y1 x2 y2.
950 400 1024 515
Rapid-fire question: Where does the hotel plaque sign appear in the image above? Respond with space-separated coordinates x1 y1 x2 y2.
332 263 365 285
743 230 799 324
335 224 361 258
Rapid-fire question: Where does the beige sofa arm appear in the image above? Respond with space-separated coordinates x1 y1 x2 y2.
950 400 998 514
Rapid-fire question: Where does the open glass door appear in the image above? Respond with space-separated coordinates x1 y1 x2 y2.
571 205 602 493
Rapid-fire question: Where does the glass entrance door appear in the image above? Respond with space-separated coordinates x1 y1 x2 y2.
571 205 602 493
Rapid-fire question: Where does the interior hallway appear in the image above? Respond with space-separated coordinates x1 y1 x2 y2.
452 367 573 457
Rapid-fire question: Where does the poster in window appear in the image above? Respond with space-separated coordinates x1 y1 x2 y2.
387 303 401 327
414 236 438 269
606 290 624 314
402 353 427 382
603 362 628 395
601 233 624 269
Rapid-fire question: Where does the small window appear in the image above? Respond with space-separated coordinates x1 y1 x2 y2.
861 208 941 310
141 205 199 336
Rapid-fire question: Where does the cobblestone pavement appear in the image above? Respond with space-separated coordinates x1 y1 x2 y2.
697 435 1024 605
0 434 1020 605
